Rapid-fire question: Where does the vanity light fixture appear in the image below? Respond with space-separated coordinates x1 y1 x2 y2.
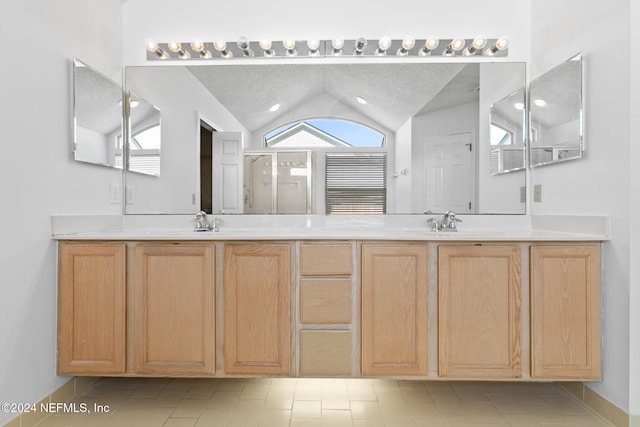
145 39 169 59
376 36 392 55
396 37 415 56
331 38 344 55
190 41 213 59
354 37 368 55
419 36 440 56
283 39 297 56
443 38 465 56
463 37 487 56
167 42 191 59
214 40 233 58
307 38 321 56
145 36 508 60
484 36 509 56
237 37 254 57
259 39 274 57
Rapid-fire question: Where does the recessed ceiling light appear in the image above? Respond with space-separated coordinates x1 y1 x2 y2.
356 96 367 105
534 99 547 107
269 103 280 112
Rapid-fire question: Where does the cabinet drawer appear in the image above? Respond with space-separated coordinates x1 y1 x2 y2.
301 279 352 324
300 331 352 376
300 244 352 276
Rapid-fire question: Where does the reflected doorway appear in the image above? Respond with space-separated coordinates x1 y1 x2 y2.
200 121 215 214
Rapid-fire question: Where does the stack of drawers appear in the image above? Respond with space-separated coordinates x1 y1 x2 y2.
298 243 354 376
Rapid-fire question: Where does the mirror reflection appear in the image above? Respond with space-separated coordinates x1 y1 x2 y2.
529 53 583 167
128 93 161 176
490 87 526 175
73 58 123 169
124 62 526 215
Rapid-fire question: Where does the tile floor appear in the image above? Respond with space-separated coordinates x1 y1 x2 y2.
36 378 612 427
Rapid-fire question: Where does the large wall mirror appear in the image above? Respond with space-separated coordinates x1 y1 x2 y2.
73 58 124 169
124 61 526 215
73 58 162 176
529 53 583 167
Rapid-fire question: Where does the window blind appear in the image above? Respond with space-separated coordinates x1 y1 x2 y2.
325 153 387 214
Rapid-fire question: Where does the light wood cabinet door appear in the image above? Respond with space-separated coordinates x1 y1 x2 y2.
58 243 126 375
361 244 428 376
224 244 291 375
134 244 215 375
530 245 601 379
439 245 521 378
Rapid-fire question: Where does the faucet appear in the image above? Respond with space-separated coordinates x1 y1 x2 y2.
194 211 219 232
426 211 462 232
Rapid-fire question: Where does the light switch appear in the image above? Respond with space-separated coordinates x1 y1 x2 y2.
534 184 542 203
109 184 121 204
126 186 135 204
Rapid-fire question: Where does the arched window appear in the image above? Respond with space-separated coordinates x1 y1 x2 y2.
264 118 385 148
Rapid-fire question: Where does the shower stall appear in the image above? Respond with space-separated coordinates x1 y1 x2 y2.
243 151 313 214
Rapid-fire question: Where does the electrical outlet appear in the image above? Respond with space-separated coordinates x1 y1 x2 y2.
534 184 542 203
109 184 121 204
520 186 526 203
126 185 135 204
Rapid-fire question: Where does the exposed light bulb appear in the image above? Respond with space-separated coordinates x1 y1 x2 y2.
259 38 274 57
237 36 254 56
167 42 182 52
420 37 439 56
377 36 392 55
397 36 415 56
213 40 227 51
354 37 368 55
307 38 320 55
213 40 232 58
331 37 344 55
145 39 159 53
190 41 204 52
443 38 465 56
283 39 297 56
484 36 509 56
472 37 487 50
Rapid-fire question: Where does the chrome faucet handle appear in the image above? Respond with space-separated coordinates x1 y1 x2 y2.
194 211 213 231
426 217 439 232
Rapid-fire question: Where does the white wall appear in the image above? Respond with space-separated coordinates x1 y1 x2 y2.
394 118 413 213
630 1 640 420
125 66 248 213
0 1 123 425
530 0 632 415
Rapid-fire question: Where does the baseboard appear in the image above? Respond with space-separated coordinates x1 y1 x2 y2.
561 382 631 427
3 377 98 427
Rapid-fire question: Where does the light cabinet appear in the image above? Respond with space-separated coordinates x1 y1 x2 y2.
530 245 601 379
133 244 215 375
299 243 354 376
224 244 291 375
361 244 428 376
58 243 126 375
438 245 521 378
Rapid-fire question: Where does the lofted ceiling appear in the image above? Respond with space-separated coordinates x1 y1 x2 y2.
187 63 479 133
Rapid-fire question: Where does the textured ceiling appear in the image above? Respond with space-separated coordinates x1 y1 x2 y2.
187 62 476 132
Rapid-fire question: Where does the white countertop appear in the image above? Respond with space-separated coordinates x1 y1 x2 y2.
50 214 609 242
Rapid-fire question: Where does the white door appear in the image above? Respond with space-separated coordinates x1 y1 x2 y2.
212 131 243 213
424 132 474 214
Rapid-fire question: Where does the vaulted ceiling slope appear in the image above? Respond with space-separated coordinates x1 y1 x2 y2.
187 63 479 133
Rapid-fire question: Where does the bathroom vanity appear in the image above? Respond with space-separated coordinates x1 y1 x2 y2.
52 215 606 382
